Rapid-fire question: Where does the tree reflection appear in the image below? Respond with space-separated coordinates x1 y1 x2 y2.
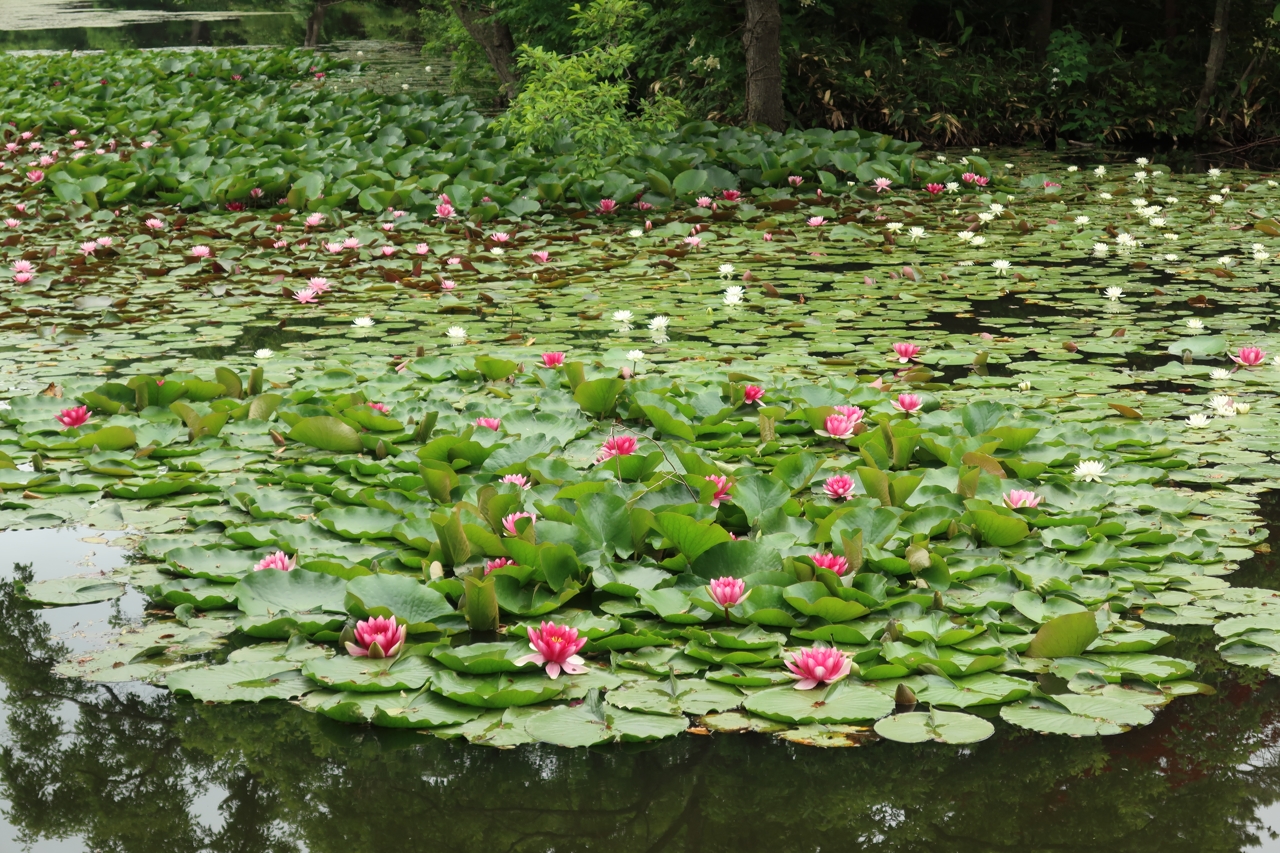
3 558 1280 853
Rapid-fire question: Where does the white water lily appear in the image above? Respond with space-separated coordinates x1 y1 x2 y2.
1152 170 1163 176
352 316 374 327
1003 163 1014 170
1209 194 1224 204
648 315 670 331
612 310 634 324
1130 198 1149 208
885 222 904 233
723 285 745 306
626 349 645 361
969 235 986 246
1074 215 1090 224
255 348 274 359
1104 286 1123 301
935 154 947 162
1219 256 1235 267
1186 318 1204 330
1164 233 1179 241
446 325 466 340
989 203 1005 214
991 259 1012 275
945 182 960 192
1255 250 1270 261
1162 253 1179 262
718 263 735 278
1093 166 1106 176
1116 233 1139 249
957 231 975 242
1208 167 1221 177
1092 243 1109 257
628 228 643 238
1098 192 1112 199
1237 402 1252 415
1017 379 1032 391
1165 196 1178 204
1210 368 1232 380
977 212 995 223
908 226 926 241
1208 395 1237 417
1149 217 1166 227
650 331 670 345
1135 157 1149 166
956 260 975 266
490 247 504 255
1133 171 1147 183
1073 460 1108 482
1067 165 1078 172
1187 413 1211 428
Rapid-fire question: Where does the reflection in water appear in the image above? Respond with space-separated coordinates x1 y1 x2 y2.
5 555 1280 853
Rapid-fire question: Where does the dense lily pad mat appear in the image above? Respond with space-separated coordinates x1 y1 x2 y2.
3 49 1280 748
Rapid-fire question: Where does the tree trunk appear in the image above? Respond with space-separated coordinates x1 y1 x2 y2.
742 0 785 131
1029 0 1053 60
304 2 324 48
448 2 520 102
1194 0 1231 131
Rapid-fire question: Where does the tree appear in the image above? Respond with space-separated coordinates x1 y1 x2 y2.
446 1 520 101
1195 0 1232 131
742 0 785 131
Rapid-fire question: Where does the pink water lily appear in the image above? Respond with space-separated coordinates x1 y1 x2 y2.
367 402 390 414
190 245 211 258
684 235 702 248
596 198 617 214
925 183 945 195
821 413 857 440
485 557 515 575
696 196 713 208
145 218 164 230
440 279 456 290
342 237 360 249
26 169 43 183
834 405 864 423
1004 490 1042 509
807 216 826 227
762 232 773 241
4 219 20 228
823 474 855 501
708 576 746 608
501 473 531 489
787 175 803 187
292 288 318 304
531 250 550 263
502 512 534 536
490 231 510 243
721 190 742 201
345 616 406 659
961 171 977 183
743 384 764 405
1232 346 1267 367
380 245 395 256
475 417 502 431
11 261 33 273
79 241 97 255
705 475 732 508
541 351 565 368
597 435 637 462
811 552 850 576
892 342 920 363
253 551 296 572
415 243 431 255
435 202 454 218
307 277 331 293
892 393 923 414
786 645 852 690
516 621 588 679
55 405 90 429
13 272 31 283
305 213 324 227
873 177 892 192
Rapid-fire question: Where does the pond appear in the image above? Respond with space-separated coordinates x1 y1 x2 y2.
4 10 1280 853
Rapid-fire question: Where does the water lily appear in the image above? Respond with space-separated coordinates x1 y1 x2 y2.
648 315 670 332
820 413 857 440
723 286 745 306
79 241 97 255
891 394 923 414
718 263 735 279
345 616 405 659
255 348 273 359
414 243 431 255
596 199 617 214
612 309 633 324
501 474 531 489
992 259 1012 275
807 553 848 576
707 576 746 608
908 226 926 241
292 288 318 304
1073 460 1108 482
445 325 466 341
925 183 945 195
598 435 637 462
743 384 764 405
885 222 904 232
368 402 390 414
475 417 501 431
485 557 515 575
1210 368 1231 380
1186 318 1205 330
684 235 702 248
253 551 296 572
892 342 920 363
1187 413 1212 428
823 474 855 501
705 475 732 507
541 352 565 368
806 216 826 227
1209 395 1237 417
435 201 454 218
352 316 374 327
1105 286 1124 301
872 177 892 193
516 621 588 679
1092 243 1108 257
502 512 535 536
55 405 90 429
26 169 43 183
788 175 803 187
1231 347 1266 367
785 645 852 690
531 250 550 263
1004 490 1041 509
1074 215 1090 224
